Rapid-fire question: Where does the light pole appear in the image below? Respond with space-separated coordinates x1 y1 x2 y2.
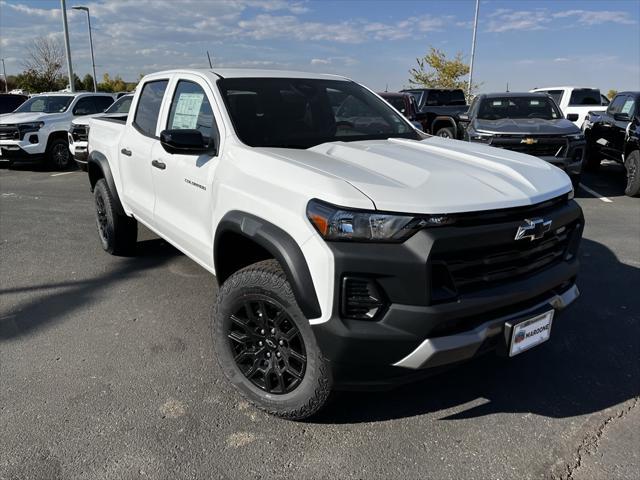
61 0 75 92
72 5 97 92
1 58 8 93
467 0 480 100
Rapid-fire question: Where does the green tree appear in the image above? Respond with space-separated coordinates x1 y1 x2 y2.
82 73 95 91
409 47 479 97
606 89 618 100
97 73 128 92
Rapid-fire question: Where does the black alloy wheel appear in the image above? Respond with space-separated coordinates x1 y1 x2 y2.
228 297 307 394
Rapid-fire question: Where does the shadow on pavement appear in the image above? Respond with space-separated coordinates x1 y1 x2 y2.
0 239 179 340
313 238 640 424
577 161 626 199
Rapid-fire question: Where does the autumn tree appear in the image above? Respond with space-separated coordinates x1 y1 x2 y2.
607 89 618 100
97 73 128 92
409 47 479 97
20 36 66 92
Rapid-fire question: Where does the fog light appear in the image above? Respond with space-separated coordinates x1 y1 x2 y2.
29 134 38 144
341 276 386 320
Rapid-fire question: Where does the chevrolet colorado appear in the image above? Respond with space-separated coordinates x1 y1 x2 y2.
87 69 583 419
0 92 114 169
583 91 639 196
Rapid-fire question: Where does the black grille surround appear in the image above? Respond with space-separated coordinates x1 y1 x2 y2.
70 124 89 142
488 134 568 157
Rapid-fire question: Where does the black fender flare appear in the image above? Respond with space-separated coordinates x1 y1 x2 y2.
430 116 458 134
214 211 322 319
87 151 126 216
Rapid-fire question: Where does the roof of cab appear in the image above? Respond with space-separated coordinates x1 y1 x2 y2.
146 68 351 81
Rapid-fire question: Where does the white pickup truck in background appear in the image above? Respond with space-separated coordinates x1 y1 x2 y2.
0 92 115 169
69 94 133 170
86 69 583 419
530 86 609 128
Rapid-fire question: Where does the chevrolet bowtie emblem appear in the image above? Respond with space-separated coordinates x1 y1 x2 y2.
515 218 552 241
521 137 538 145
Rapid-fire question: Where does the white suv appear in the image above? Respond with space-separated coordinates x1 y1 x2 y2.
0 92 114 169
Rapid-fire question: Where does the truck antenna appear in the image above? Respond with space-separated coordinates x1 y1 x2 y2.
506 82 509 92
207 51 213 69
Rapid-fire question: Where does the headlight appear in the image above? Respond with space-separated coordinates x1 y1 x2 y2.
567 133 585 141
468 130 493 143
306 199 452 242
18 122 44 132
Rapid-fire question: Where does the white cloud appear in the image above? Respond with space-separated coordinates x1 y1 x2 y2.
553 9 636 25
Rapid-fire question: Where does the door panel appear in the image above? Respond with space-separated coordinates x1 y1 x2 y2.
151 78 222 266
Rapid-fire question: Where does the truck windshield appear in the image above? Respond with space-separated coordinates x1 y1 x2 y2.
218 78 419 149
477 96 563 120
105 95 132 114
14 96 74 114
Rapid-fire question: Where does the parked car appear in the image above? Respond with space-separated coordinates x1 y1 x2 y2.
0 92 115 169
378 92 422 129
530 86 608 128
0 93 28 114
400 88 468 137
86 69 583 419
461 92 586 187
583 91 640 196
69 94 133 170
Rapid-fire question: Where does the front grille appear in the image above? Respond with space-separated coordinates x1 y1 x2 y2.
431 220 580 297
490 136 567 157
0 125 19 140
71 125 88 142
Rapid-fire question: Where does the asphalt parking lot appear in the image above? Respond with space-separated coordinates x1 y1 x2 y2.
1 162 638 480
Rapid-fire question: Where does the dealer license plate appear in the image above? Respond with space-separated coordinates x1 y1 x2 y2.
509 310 554 357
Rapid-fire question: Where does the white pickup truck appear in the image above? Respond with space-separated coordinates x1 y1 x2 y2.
0 92 114 169
530 86 609 128
87 69 584 419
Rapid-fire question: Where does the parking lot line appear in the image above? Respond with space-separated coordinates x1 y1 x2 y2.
50 172 77 177
579 183 613 203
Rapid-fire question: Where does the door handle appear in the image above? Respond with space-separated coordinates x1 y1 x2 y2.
152 160 166 170
121 148 132 156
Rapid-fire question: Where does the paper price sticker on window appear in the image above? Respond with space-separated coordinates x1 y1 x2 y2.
172 93 204 129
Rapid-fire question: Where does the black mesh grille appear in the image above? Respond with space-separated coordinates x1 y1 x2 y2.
341 277 385 320
0 125 19 140
431 221 580 296
490 136 567 157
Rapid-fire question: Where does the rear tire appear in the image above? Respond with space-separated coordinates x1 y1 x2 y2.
624 150 640 197
435 127 455 139
213 259 332 420
46 138 72 170
94 179 137 255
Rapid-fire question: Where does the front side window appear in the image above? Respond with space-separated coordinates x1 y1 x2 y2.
218 78 417 149
166 81 216 144
569 89 601 106
477 96 562 120
14 95 74 113
133 80 169 136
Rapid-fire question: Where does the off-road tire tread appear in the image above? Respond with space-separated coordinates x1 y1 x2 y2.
213 259 332 421
624 150 640 197
94 179 137 255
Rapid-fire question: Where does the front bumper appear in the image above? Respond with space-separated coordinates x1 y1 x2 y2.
311 198 584 388
0 144 45 163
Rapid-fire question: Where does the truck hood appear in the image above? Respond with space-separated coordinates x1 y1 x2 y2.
473 118 580 135
0 112 64 125
262 136 571 214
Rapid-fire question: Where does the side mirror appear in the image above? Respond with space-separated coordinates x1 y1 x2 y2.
458 113 470 122
160 129 214 155
614 112 630 122
566 113 579 122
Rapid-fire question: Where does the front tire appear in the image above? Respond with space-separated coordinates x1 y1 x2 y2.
213 259 332 420
624 150 640 197
46 138 72 170
94 179 137 255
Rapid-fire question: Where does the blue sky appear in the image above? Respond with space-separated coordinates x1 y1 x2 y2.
1 0 639 93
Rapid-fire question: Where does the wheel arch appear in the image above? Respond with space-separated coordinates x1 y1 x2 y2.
214 211 322 320
87 150 126 216
431 116 458 135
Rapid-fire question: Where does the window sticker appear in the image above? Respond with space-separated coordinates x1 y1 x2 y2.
172 93 204 129
621 99 635 115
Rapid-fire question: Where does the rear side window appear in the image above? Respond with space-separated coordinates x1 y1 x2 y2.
569 89 601 106
133 80 169 136
166 80 217 145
